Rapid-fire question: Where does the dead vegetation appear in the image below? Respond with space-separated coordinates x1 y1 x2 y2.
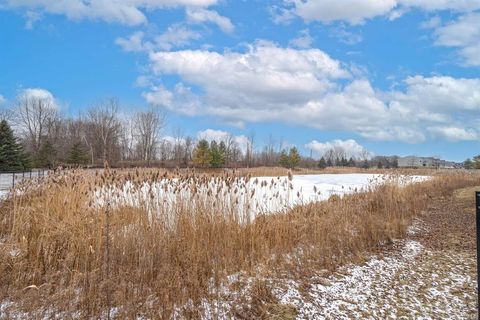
0 168 478 318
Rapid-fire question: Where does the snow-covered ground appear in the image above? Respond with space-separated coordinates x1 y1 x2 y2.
94 173 429 222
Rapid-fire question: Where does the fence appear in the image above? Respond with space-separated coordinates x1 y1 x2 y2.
0 170 49 194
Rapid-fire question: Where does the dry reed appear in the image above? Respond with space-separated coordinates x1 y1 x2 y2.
0 168 478 318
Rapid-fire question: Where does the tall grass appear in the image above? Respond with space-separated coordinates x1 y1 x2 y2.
0 169 478 318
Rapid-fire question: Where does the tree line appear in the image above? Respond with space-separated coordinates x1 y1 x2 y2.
2 94 477 171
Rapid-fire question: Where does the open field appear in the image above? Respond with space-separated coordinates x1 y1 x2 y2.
0 168 479 319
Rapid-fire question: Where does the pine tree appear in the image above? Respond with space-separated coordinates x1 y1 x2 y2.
288 147 301 169
326 158 333 167
35 141 57 168
473 155 480 169
464 158 473 169
193 139 212 167
0 120 29 171
209 140 225 168
317 157 327 169
279 150 289 168
68 142 89 165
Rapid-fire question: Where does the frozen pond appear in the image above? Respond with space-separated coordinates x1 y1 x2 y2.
94 173 429 223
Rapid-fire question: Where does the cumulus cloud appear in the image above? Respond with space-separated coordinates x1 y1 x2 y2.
141 42 480 143
287 0 480 24
186 8 234 33
196 129 249 153
433 12 480 66
305 139 373 159
19 88 58 109
2 0 218 26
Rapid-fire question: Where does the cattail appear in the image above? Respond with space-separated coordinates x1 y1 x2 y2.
287 170 293 181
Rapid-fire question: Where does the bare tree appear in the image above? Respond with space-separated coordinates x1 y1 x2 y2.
0 107 14 122
133 109 165 164
87 98 121 164
159 138 173 162
172 127 185 165
14 95 57 154
245 131 255 167
183 136 193 166
119 118 135 161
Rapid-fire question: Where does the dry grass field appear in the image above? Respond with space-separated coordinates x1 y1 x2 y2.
0 168 478 318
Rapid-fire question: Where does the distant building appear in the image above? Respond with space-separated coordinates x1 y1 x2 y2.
397 156 456 168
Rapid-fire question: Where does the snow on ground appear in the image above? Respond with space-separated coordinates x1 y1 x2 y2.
271 239 476 319
94 173 429 222
193 237 475 319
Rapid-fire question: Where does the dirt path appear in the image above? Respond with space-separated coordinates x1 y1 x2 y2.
269 187 479 319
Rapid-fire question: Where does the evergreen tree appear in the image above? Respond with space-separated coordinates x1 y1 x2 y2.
464 158 473 169
193 139 212 167
326 158 333 167
279 150 289 168
341 157 348 167
0 120 29 171
209 140 225 168
35 141 57 168
68 142 89 165
377 161 383 169
219 141 228 165
288 147 301 169
473 155 480 169
317 157 327 169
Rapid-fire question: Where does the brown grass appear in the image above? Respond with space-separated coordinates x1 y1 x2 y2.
0 169 479 318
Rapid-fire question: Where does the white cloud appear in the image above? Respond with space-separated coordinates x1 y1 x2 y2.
428 126 478 141
148 41 349 102
155 24 202 50
289 29 313 48
142 42 480 143
0 94 5 105
115 31 149 52
196 128 249 153
186 8 234 33
116 25 202 53
398 0 480 12
291 0 397 25
143 83 202 116
305 139 373 159
287 0 480 24
433 12 480 66
19 88 58 109
3 0 218 26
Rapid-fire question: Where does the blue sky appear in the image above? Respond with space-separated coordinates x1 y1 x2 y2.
0 0 479 161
